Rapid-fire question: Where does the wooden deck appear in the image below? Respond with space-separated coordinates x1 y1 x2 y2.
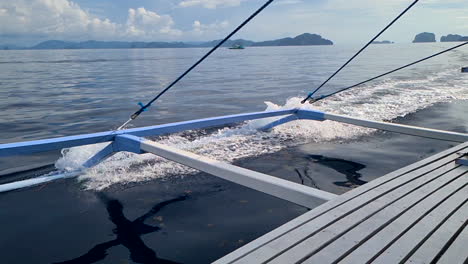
215 142 468 264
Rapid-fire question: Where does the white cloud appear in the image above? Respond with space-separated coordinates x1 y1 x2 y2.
0 0 119 38
192 20 229 35
0 0 228 42
179 0 245 9
4 0 466 45
126 7 182 38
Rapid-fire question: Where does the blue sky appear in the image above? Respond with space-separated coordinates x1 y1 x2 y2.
1 0 467 46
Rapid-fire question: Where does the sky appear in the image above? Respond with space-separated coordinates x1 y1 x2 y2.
0 0 467 46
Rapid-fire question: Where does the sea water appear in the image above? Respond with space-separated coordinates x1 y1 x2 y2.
2 43 467 189
0 44 467 263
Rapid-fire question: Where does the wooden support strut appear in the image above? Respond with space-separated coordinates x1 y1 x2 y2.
133 135 337 206
1 134 338 203
296 109 468 143
1 108 467 194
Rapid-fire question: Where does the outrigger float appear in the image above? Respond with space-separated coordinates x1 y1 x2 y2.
1 108 467 263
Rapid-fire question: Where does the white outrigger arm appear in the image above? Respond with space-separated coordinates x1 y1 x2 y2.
1 109 467 208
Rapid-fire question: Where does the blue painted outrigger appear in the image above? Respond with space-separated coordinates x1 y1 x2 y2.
1 108 467 206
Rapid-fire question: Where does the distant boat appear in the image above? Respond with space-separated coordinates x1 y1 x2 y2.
229 44 245 49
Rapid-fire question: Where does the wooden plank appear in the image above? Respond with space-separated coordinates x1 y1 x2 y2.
230 156 463 264
138 136 338 206
339 175 468 264
215 143 467 264
269 166 466 264
0 109 296 157
399 199 468 263
436 221 468 264
297 110 468 143
371 187 467 264
299 167 467 264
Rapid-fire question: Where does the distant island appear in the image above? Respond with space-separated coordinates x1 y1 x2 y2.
3 33 333 50
372 40 394 44
412 32 468 43
440 34 468 42
413 32 436 43
251 33 333 46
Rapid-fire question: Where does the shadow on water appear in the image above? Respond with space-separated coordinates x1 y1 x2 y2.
54 194 187 264
307 155 367 188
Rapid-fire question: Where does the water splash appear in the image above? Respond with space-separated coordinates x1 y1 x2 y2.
55 67 468 190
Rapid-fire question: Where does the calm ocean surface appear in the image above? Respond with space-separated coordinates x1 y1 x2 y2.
1 43 466 143
0 44 467 263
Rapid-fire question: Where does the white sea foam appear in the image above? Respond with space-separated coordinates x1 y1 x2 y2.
55 67 468 190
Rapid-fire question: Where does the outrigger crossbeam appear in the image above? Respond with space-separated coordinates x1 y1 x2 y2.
1 109 467 208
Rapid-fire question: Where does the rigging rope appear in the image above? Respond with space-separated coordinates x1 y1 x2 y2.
301 0 420 104
118 0 275 130
307 41 468 103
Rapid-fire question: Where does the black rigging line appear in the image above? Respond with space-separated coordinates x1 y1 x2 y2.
309 41 468 103
301 0 420 104
118 0 275 129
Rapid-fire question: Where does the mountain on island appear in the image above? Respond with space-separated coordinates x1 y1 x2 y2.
413 32 436 43
26 33 333 50
252 33 333 46
440 34 468 42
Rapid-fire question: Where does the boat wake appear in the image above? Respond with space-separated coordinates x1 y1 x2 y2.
55 67 468 190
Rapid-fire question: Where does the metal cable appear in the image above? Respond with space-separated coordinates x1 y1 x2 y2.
301 0 420 104
118 0 275 130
